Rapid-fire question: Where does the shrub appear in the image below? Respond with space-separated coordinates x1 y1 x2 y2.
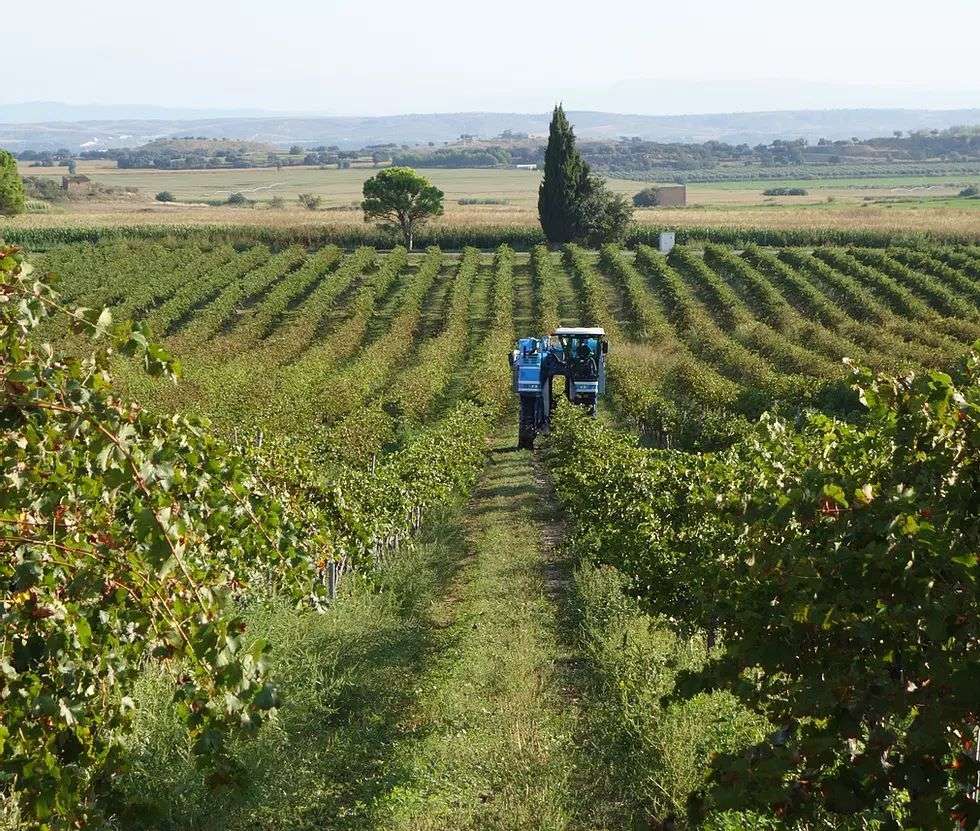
959 184 979 197
457 197 509 205
226 192 249 206
298 192 322 211
549 352 980 826
0 246 283 825
573 176 634 246
633 186 659 207
762 187 808 196
269 195 286 209
4 222 976 254
22 175 65 204
155 191 175 203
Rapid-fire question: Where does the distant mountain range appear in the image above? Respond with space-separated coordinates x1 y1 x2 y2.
2 105 978 151
0 101 298 123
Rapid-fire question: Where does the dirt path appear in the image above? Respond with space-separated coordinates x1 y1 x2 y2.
368 430 594 831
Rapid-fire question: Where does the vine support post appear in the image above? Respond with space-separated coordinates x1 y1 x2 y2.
972 724 980 802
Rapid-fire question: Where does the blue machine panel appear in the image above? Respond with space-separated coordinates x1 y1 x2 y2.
518 364 541 392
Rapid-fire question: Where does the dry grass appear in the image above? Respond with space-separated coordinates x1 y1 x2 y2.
7 159 979 239
634 204 980 237
17 162 547 206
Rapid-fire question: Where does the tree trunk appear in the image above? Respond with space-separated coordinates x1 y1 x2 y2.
401 216 412 250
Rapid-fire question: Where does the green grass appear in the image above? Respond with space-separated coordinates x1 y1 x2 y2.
569 560 769 828
860 194 980 210
103 431 602 831
678 194 980 213
20 163 551 207
105 512 470 831
370 432 589 830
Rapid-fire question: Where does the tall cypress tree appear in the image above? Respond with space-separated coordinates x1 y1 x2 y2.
0 150 26 217
537 104 589 244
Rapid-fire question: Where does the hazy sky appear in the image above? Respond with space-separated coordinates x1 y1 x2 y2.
9 0 980 114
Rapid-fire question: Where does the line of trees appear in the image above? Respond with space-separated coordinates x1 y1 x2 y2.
10 126 978 176
392 146 515 168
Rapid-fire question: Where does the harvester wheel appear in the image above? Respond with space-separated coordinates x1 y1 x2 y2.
518 397 537 450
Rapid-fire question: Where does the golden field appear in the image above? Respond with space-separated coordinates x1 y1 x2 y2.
8 159 979 239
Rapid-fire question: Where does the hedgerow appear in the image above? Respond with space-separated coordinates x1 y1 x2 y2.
7 221 977 253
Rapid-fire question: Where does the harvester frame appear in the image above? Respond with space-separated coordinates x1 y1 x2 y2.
508 327 608 449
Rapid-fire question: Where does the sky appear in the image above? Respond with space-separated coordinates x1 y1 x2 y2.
8 0 980 115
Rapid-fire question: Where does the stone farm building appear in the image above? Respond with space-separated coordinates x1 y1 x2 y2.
61 174 92 193
651 185 686 207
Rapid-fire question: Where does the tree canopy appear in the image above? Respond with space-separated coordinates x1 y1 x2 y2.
538 105 589 244
362 167 444 250
538 105 633 246
574 176 633 247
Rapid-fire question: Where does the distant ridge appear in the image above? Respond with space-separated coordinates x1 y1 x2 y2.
2 106 978 151
0 101 299 123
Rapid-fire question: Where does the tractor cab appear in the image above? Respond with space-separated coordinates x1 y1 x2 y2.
551 327 607 412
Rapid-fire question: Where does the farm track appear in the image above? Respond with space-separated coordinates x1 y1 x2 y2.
369 431 597 831
552 258 581 327
511 259 536 334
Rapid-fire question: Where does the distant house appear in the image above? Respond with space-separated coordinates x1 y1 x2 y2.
515 163 537 171
652 185 686 207
61 174 91 193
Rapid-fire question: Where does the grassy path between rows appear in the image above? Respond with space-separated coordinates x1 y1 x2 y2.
368 429 594 830
114 426 642 831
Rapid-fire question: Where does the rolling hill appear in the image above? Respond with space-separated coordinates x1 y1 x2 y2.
3 106 979 151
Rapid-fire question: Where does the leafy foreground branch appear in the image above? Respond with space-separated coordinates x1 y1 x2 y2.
0 247 489 828
548 349 980 829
